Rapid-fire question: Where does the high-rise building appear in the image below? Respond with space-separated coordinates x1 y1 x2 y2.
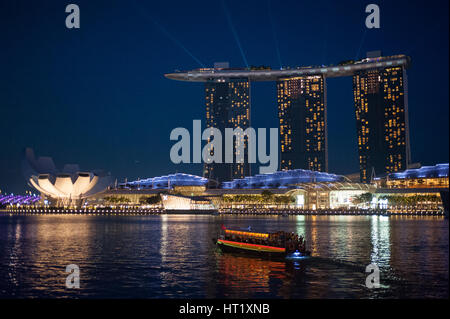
203 78 251 182
353 65 411 182
165 53 411 184
277 75 328 172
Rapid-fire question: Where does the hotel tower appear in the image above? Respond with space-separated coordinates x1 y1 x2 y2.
277 75 328 172
203 75 251 182
353 61 411 182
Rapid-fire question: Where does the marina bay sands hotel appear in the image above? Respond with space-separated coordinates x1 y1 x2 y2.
165 51 411 183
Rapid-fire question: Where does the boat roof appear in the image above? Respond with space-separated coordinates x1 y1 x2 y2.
225 229 269 238
225 228 301 239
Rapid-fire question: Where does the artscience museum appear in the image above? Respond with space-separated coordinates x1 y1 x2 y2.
23 148 112 207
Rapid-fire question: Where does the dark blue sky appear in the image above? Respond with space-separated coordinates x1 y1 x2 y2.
0 0 448 193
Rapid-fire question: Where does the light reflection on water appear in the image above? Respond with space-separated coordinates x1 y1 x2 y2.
0 214 447 298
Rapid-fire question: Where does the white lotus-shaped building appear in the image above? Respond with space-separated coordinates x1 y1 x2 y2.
23 148 112 206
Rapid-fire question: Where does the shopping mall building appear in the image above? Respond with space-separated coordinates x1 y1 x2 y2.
91 164 448 212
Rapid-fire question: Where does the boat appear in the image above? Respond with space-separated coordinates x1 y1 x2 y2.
215 226 311 259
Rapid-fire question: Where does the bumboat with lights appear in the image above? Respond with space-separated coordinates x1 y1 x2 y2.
215 226 311 259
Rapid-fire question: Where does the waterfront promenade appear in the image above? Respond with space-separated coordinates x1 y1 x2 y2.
0 207 445 216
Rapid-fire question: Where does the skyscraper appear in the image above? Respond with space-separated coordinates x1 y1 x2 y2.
165 53 411 184
203 77 251 182
277 75 328 172
353 65 411 182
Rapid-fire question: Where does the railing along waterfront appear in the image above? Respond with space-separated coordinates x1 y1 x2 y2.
0 206 445 216
217 207 444 216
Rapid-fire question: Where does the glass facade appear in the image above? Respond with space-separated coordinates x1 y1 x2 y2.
353 66 411 182
203 78 251 182
277 75 327 172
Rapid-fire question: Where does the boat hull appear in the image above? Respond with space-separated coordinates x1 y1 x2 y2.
216 239 287 259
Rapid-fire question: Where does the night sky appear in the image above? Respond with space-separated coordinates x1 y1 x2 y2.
0 0 448 193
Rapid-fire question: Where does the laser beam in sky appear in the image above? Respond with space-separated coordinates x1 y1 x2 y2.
267 0 283 69
132 1 205 68
221 0 249 68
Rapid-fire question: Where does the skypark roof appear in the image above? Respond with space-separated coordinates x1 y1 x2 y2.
165 55 410 82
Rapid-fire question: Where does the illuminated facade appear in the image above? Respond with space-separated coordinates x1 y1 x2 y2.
165 54 411 184
277 75 327 172
23 148 111 207
386 177 449 189
122 173 209 189
0 194 40 206
113 169 372 210
353 65 410 182
203 78 251 182
221 169 344 189
374 163 449 189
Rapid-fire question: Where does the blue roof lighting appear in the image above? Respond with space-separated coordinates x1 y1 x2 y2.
388 163 449 180
123 173 209 189
121 169 346 190
0 194 41 205
221 169 346 189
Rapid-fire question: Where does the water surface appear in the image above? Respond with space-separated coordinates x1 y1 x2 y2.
0 214 447 298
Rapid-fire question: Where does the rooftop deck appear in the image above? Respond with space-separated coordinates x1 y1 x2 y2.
165 55 411 82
